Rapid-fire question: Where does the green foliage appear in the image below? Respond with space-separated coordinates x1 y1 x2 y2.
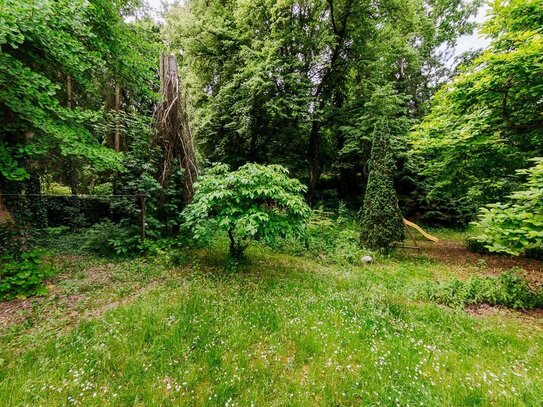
111 113 185 238
81 220 141 257
165 0 480 195
471 158 543 256
360 119 405 250
0 0 159 181
271 205 373 266
0 221 32 258
412 0 543 211
42 196 111 228
423 271 543 310
0 250 57 301
42 182 72 196
183 163 311 257
89 183 113 196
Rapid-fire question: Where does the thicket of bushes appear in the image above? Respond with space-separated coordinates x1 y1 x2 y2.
421 271 543 310
471 158 543 257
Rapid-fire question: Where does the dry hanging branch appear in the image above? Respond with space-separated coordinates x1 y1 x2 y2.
154 54 198 204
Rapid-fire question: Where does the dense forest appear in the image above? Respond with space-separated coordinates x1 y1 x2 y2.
2 0 541 243
0 0 542 404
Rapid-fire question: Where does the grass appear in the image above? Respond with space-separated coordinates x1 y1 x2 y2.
0 229 542 406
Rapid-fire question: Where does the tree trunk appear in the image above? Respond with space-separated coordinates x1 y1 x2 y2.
306 0 353 204
114 84 121 152
308 119 321 203
66 75 78 195
156 54 198 205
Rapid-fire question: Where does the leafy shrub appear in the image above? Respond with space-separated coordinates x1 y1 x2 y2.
42 182 71 195
0 221 33 258
43 196 111 228
183 163 311 258
82 220 141 257
0 250 57 300
90 182 113 196
270 205 372 265
422 271 543 310
472 158 543 256
111 117 184 239
465 237 489 254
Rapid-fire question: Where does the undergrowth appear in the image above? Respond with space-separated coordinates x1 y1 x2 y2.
269 206 374 265
420 270 543 310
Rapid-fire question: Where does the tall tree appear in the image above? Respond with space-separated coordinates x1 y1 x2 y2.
0 0 159 194
164 0 480 203
155 54 198 205
359 85 407 249
412 0 543 212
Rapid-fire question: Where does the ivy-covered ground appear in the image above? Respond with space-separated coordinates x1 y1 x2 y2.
1 228 542 406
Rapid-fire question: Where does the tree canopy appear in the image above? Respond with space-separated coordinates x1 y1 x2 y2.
164 0 480 202
0 0 159 182
2 0 541 255
412 0 543 209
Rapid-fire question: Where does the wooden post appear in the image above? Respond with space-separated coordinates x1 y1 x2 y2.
139 194 146 241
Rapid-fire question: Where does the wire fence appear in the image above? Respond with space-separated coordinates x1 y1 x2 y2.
0 193 147 241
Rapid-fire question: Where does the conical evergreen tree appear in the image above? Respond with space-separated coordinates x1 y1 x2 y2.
360 120 405 250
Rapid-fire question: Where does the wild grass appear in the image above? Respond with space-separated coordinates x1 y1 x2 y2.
0 226 542 406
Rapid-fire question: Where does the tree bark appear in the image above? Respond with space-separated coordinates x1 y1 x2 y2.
66 75 78 195
114 84 121 152
308 119 321 202
306 0 353 203
156 54 198 205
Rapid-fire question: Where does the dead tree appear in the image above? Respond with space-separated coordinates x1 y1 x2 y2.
155 54 198 204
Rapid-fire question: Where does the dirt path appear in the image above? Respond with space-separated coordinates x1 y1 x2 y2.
0 257 177 329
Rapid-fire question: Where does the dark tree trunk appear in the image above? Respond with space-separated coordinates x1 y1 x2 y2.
114 84 121 152
306 0 353 204
308 119 321 203
66 75 78 195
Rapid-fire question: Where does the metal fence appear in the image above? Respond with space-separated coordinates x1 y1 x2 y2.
0 193 147 241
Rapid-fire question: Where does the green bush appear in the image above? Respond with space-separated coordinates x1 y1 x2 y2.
90 182 113 196
465 237 489 254
183 163 311 258
270 205 372 265
0 222 33 258
423 271 543 310
0 250 57 300
82 220 141 257
42 182 71 195
43 196 111 228
472 158 543 256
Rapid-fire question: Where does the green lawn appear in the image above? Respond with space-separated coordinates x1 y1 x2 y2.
1 237 542 406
